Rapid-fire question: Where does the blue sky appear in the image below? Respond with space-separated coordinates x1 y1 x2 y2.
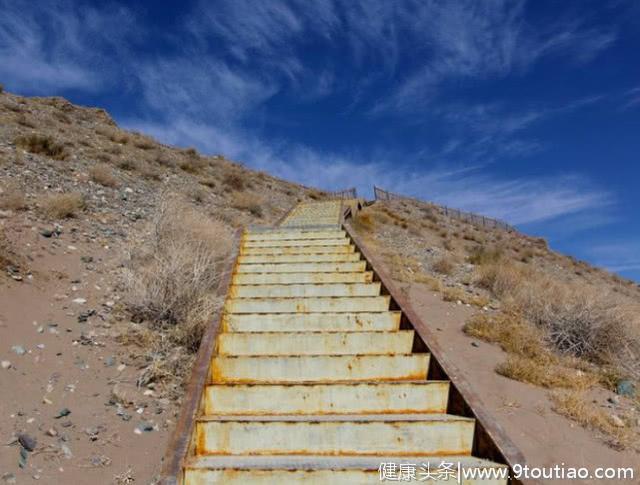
1 0 639 280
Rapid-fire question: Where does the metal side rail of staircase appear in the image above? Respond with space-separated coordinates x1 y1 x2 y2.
160 200 532 485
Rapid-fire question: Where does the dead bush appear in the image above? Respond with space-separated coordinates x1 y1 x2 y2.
122 197 232 342
475 262 640 380
0 183 28 210
89 163 118 187
468 244 504 265
432 256 455 275
39 192 85 219
14 134 68 160
231 192 263 217
117 159 138 171
223 172 245 191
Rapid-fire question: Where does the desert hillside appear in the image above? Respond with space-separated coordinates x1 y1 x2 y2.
1 90 638 483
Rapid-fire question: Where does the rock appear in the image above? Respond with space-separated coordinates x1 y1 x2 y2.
1 361 11 369
111 383 137 406
104 356 116 367
80 256 93 263
471 341 480 348
1 472 16 484
136 421 155 432
608 396 620 405
72 298 87 304
610 414 625 427
18 433 37 452
45 428 58 437
11 345 26 356
54 408 71 419
616 379 636 397
40 229 54 238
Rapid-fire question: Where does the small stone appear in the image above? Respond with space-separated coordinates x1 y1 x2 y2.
104 356 116 367
117 364 126 372
11 345 26 355
608 396 620 405
111 383 136 406
54 408 71 419
45 428 58 437
72 298 86 304
617 379 636 397
18 433 37 452
610 414 625 427
1 472 16 484
1 361 11 369
40 229 53 238
136 421 154 432
471 341 480 348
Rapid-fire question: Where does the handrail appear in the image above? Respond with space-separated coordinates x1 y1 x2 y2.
373 185 515 232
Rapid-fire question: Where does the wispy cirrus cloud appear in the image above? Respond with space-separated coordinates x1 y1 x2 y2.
0 0 138 93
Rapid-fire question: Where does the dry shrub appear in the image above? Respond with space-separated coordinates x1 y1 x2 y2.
223 172 245 191
465 313 597 389
117 159 138 171
551 390 634 449
352 211 375 232
123 197 232 342
231 192 263 217
133 136 155 150
0 183 27 210
476 262 640 379
120 197 232 394
468 244 504 265
441 286 489 307
432 256 455 275
0 229 23 272
14 134 68 160
179 157 207 174
39 192 84 219
89 163 118 187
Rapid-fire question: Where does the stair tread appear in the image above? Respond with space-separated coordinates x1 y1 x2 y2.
196 413 471 422
184 454 506 470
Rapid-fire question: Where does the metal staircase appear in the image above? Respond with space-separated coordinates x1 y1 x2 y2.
163 200 521 484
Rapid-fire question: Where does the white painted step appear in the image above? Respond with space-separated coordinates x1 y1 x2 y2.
216 331 414 356
210 354 429 383
222 311 401 332
194 414 474 456
238 253 361 264
243 239 349 248
244 230 346 241
204 381 449 415
184 455 509 485
232 271 373 285
241 244 356 255
236 261 366 273
229 282 381 298
225 296 389 314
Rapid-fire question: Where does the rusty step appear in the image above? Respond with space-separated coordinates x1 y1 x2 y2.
243 238 349 248
237 253 361 264
222 311 401 332
244 230 346 241
240 244 356 255
232 271 373 285
210 354 429 383
216 330 414 355
229 282 381 298
225 295 390 314
203 381 449 415
235 261 367 273
194 414 475 456
184 455 508 485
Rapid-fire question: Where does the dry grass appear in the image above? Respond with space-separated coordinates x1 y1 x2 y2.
551 390 634 449
0 183 28 210
475 262 640 380
441 287 489 307
39 192 85 219
123 197 232 345
120 198 232 394
222 172 245 191
14 133 68 160
432 255 455 275
89 163 118 187
468 244 504 265
231 192 263 217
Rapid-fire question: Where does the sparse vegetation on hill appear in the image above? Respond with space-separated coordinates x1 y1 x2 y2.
350 198 640 449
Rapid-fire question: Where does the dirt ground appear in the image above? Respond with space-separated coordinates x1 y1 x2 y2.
0 218 175 484
386 271 639 484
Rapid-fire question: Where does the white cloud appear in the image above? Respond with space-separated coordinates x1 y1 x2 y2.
0 0 138 93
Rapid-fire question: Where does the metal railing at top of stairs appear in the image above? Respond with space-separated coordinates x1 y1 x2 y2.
326 187 357 200
373 185 515 232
